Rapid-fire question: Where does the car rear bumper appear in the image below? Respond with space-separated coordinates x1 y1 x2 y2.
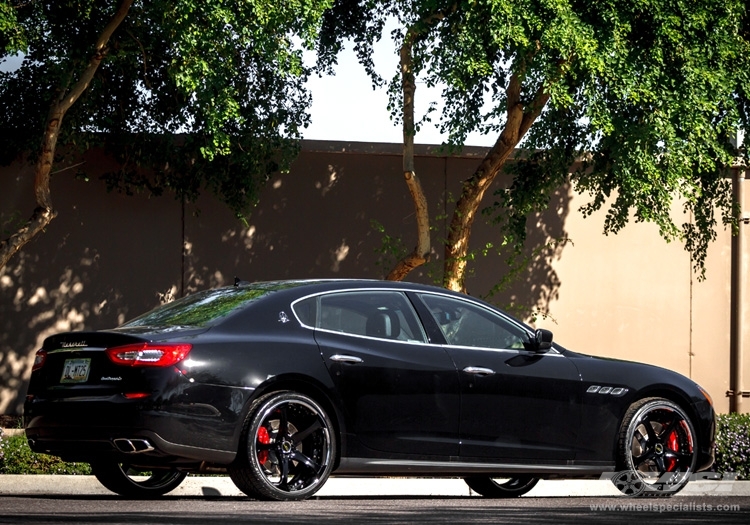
24 396 237 466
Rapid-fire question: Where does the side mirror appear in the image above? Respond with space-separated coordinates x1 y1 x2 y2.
533 328 553 352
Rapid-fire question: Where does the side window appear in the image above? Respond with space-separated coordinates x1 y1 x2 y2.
418 294 528 350
293 296 316 326
296 291 426 343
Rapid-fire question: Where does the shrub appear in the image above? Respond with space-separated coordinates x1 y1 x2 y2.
714 413 750 480
0 433 91 475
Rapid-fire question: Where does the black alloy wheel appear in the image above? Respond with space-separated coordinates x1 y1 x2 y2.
91 462 187 497
464 476 540 497
228 391 336 501
615 397 697 496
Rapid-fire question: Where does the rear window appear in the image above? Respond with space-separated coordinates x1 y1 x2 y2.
122 287 272 328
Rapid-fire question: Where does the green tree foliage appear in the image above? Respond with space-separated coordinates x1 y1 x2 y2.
319 0 749 290
0 0 332 269
0 1 25 53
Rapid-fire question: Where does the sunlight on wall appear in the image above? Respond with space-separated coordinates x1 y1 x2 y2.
183 237 231 294
0 351 33 414
220 225 256 251
316 166 339 197
331 240 350 272
158 285 178 304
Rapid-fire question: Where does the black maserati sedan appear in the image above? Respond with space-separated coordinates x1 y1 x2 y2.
24 279 715 500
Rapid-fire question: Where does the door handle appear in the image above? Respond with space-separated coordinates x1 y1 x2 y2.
462 366 495 376
329 354 364 364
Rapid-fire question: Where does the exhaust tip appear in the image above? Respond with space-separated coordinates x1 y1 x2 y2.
113 438 155 454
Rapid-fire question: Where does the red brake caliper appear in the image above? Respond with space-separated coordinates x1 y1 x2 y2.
664 428 679 471
257 426 270 464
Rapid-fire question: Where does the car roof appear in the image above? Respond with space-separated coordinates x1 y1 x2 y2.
234 278 467 297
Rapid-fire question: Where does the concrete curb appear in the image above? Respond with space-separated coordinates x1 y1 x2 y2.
1 475 748 498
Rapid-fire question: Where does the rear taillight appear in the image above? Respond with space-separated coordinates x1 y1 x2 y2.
106 343 192 367
123 392 151 399
32 350 47 372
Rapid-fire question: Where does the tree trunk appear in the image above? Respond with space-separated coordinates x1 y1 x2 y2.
442 72 550 292
386 26 431 281
0 0 133 271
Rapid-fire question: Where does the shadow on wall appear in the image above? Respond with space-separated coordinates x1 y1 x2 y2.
0 249 114 413
0 145 573 415
178 151 436 290
0 246 181 414
0 159 183 415
467 181 572 324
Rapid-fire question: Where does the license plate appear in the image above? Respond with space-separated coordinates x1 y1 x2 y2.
60 358 91 384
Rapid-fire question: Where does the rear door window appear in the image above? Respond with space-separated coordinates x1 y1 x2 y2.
294 291 427 343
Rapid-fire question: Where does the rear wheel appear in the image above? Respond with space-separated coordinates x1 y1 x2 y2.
615 397 697 497
91 462 187 497
464 476 539 497
228 391 336 501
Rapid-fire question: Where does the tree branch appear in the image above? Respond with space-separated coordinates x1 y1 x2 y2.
1 0 134 271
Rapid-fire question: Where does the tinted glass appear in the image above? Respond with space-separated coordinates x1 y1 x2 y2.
122 287 272 328
418 293 528 350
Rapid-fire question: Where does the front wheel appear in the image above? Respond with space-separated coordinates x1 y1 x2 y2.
615 397 697 497
464 476 539 497
91 462 187 497
228 391 336 501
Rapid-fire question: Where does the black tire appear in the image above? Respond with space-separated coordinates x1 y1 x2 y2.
614 397 697 497
91 462 187 497
228 391 336 501
464 476 539 498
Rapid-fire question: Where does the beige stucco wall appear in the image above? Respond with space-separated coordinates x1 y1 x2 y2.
1 142 747 415
543 188 734 414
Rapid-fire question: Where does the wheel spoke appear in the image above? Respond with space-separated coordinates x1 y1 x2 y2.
642 419 658 442
291 450 320 473
658 412 680 438
278 455 290 489
654 454 667 472
277 405 289 438
634 430 649 450
292 419 322 445
665 451 694 469
632 450 655 469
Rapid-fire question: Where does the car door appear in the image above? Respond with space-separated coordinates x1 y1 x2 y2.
298 290 460 457
412 292 581 461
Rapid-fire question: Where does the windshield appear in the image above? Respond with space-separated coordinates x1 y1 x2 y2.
121 287 272 328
